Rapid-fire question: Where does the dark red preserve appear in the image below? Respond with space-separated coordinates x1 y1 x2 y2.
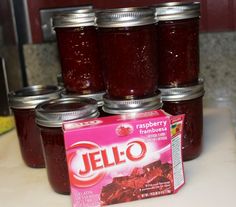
96 8 158 99
160 81 204 161
8 85 62 168
36 97 99 194
155 2 200 87
53 8 105 94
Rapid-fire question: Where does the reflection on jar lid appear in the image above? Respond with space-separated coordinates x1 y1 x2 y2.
102 92 162 114
8 85 63 109
96 7 157 28
61 91 105 107
53 6 95 28
159 79 205 102
154 2 200 21
35 97 99 127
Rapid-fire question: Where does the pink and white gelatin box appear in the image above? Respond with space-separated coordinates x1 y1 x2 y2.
63 110 185 207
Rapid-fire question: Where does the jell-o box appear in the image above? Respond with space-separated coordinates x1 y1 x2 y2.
63 110 185 207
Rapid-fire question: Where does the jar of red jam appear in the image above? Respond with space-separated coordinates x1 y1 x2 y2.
8 85 62 168
102 92 162 115
36 97 99 194
155 2 200 87
53 8 105 94
96 7 158 99
160 80 204 161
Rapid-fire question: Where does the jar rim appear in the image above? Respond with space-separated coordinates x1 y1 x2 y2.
154 2 200 21
159 79 205 102
61 91 105 107
8 85 63 109
35 97 99 127
102 92 162 114
53 6 95 28
96 7 157 28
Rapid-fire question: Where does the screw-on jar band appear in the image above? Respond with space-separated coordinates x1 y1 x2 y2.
36 97 99 128
96 7 157 28
154 2 200 21
102 92 162 114
8 85 63 109
53 7 95 28
159 79 204 102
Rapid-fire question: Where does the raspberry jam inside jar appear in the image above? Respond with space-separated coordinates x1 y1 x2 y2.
102 92 162 115
96 8 158 99
8 85 62 168
155 2 200 87
36 97 99 194
160 80 204 161
53 8 105 94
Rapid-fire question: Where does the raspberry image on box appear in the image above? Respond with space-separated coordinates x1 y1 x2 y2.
63 110 185 207
116 124 134 136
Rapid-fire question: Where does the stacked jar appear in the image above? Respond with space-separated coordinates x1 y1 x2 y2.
53 7 105 95
8 85 62 168
160 80 204 161
96 7 162 115
154 2 204 161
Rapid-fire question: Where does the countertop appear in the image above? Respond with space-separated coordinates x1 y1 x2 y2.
0 108 236 207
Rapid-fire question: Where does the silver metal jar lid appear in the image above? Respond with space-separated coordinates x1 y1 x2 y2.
61 91 105 107
102 92 162 114
154 2 200 21
53 7 95 28
36 97 99 128
96 7 157 28
8 85 63 109
159 79 204 102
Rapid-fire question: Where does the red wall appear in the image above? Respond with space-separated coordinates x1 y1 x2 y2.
27 0 236 43
27 0 92 43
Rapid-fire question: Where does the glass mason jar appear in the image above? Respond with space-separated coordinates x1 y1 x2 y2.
53 8 105 94
96 7 158 100
155 2 200 87
8 85 62 168
160 80 204 161
102 92 162 115
36 98 99 194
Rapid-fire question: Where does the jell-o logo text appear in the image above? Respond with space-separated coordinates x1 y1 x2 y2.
67 139 147 187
